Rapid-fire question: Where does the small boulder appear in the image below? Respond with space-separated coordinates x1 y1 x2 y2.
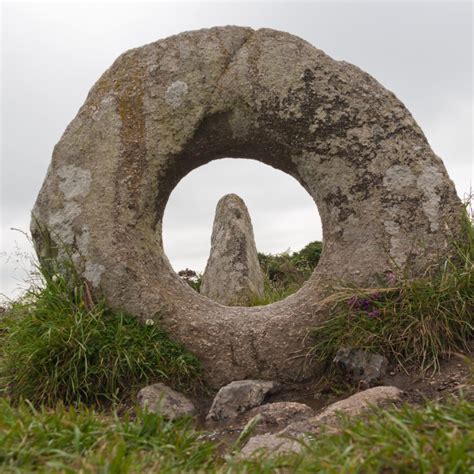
137 383 196 420
207 380 280 421
200 194 264 306
240 386 403 457
333 348 388 386
244 402 314 432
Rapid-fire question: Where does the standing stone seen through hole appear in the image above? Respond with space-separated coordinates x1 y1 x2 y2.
201 194 264 306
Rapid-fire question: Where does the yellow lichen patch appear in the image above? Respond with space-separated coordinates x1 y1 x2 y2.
112 51 148 222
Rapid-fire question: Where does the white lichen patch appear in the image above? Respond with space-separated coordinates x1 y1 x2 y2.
384 220 407 266
417 165 444 232
165 81 188 108
83 262 106 288
383 165 416 191
48 201 82 245
76 225 91 256
57 165 92 200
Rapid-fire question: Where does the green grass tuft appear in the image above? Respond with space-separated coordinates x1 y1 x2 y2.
250 241 322 306
0 257 202 406
239 397 474 474
1 395 472 473
0 398 217 473
310 207 474 373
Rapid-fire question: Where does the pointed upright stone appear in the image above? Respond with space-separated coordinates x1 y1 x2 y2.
201 194 264 306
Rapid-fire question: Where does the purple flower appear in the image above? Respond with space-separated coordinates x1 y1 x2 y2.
360 299 371 310
386 271 396 285
348 295 358 308
367 309 381 318
371 292 381 301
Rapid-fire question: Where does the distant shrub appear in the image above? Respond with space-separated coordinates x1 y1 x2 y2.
178 241 323 306
252 241 323 305
178 268 202 292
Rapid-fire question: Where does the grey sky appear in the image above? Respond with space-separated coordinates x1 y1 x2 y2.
1 1 472 299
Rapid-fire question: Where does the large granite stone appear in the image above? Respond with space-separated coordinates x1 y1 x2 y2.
201 194 264 306
31 26 463 388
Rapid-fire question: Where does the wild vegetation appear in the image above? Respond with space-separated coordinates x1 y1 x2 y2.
0 395 472 473
311 206 474 374
0 204 472 472
0 256 202 407
178 240 323 305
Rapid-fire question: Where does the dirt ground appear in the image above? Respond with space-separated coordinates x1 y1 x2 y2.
194 349 473 445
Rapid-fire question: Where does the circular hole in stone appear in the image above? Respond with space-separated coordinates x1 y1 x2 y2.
163 158 323 306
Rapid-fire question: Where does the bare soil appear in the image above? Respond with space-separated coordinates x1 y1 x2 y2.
192 349 473 447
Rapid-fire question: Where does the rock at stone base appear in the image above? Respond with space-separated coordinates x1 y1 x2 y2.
244 402 315 432
207 380 280 421
137 383 196 420
200 194 264 306
333 348 388 386
240 386 403 458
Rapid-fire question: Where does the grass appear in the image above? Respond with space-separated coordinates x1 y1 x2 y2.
249 241 323 306
249 279 301 306
1 213 473 472
0 394 472 473
0 254 202 406
177 240 323 306
251 397 474 474
310 207 474 373
0 398 217 473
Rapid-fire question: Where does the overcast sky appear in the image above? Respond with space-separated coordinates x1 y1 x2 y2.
1 1 472 300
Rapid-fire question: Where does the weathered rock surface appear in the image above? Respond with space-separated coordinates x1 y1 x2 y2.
207 380 280 421
137 383 196 420
244 402 314 432
333 348 388 386
31 26 463 388
240 386 403 457
200 194 264 306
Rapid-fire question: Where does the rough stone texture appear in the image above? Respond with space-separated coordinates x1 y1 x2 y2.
207 380 279 421
241 386 403 457
244 402 314 431
137 383 196 420
200 194 264 306
31 26 463 388
333 348 388 386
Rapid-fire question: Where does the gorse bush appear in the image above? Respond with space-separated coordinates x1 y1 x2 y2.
311 205 474 373
0 254 202 406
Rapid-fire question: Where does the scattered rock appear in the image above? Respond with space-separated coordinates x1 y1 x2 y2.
244 402 314 432
137 383 196 420
207 380 280 421
240 386 403 457
200 194 264 306
333 348 388 386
